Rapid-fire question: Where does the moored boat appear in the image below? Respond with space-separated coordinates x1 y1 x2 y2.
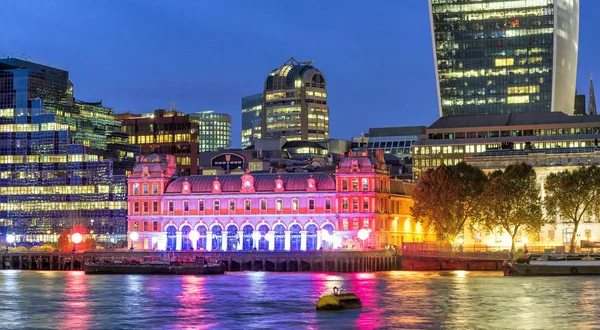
84 256 225 275
503 255 600 276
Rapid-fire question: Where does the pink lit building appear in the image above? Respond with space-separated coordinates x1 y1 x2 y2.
127 150 390 251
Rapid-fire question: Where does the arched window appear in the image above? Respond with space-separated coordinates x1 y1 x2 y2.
166 225 177 251
306 224 318 251
258 224 269 250
322 223 335 250
212 226 223 251
290 224 302 251
196 225 207 250
227 225 238 251
181 225 192 251
242 224 254 251
274 224 285 251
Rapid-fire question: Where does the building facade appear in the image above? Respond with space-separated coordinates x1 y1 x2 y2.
194 111 231 152
127 150 391 251
241 93 262 148
429 0 580 116
116 109 200 176
0 58 133 242
262 57 329 141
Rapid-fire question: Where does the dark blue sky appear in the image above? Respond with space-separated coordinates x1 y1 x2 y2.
1 1 598 147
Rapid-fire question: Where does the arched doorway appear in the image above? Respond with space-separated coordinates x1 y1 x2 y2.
196 225 207 250
212 225 223 251
181 225 192 251
227 225 238 251
290 224 302 251
306 224 318 251
322 223 335 250
166 225 177 251
242 224 254 251
274 224 285 251
258 224 269 250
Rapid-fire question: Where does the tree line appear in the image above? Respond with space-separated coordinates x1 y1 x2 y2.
411 162 600 253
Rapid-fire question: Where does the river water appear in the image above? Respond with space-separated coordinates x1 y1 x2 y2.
0 270 598 329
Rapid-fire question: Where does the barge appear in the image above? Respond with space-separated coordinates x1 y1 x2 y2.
84 256 225 275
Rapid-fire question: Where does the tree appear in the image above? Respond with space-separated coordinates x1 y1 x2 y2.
544 166 600 252
411 162 487 243
477 163 544 254
57 231 73 252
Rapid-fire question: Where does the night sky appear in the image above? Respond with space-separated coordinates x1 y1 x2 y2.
1 1 598 146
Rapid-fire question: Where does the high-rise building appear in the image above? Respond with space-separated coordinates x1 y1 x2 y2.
589 74 597 115
0 58 135 242
194 110 231 152
116 109 201 176
262 57 329 141
241 93 262 148
429 0 580 117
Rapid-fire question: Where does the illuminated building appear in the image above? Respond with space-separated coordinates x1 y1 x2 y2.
0 58 134 242
241 93 262 148
116 109 201 176
385 180 436 245
430 0 580 116
262 57 329 141
194 111 231 152
127 150 391 251
412 112 600 179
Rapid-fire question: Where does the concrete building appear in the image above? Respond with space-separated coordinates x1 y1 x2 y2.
194 110 232 152
262 57 329 141
429 0 580 116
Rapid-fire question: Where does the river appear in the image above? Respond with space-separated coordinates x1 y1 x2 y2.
0 270 597 329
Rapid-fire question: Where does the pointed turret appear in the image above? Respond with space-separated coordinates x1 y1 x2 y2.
589 74 597 115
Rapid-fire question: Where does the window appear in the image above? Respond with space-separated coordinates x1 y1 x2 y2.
325 199 331 211
143 184 148 195
143 202 148 213
292 199 298 211
362 178 369 191
153 221 158 231
342 198 348 211
342 180 348 191
152 183 159 194
134 202 139 213
214 200 220 212
261 199 267 211
134 221 139 231
352 179 359 191
352 198 359 211
168 201 174 213
363 198 369 211
198 200 205 212
229 200 236 212
343 218 349 230
143 222 148 231
133 183 139 195
245 200 251 211
363 218 369 228
276 199 283 211
153 201 158 213
309 199 315 210
183 201 189 212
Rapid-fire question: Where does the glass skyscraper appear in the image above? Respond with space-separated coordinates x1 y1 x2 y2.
430 0 579 117
194 111 232 152
0 58 136 243
241 93 262 148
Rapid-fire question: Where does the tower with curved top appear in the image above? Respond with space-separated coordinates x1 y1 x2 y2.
262 57 329 141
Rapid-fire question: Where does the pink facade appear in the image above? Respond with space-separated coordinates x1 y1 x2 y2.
127 151 390 251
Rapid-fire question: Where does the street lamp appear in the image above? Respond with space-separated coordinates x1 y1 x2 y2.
129 231 139 250
358 228 369 250
6 234 15 252
71 233 82 252
252 231 261 250
189 230 200 251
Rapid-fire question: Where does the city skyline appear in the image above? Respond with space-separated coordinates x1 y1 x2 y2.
2 1 599 147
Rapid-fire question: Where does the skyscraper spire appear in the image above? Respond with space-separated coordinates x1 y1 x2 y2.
589 73 597 115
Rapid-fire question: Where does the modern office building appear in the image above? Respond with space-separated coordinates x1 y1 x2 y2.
262 57 329 141
0 58 135 242
194 110 232 152
429 0 580 117
352 126 426 158
116 109 200 176
241 93 262 148
411 112 600 179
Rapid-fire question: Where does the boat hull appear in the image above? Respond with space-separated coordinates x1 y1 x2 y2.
84 263 225 275
504 260 600 276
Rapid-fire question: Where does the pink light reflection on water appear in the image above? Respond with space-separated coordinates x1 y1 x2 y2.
347 272 382 330
174 276 218 329
58 271 92 329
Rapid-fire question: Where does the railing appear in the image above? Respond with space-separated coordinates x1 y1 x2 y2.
401 242 561 259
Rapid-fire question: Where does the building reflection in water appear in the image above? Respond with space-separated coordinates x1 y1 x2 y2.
59 272 92 329
175 276 217 329
1 270 23 327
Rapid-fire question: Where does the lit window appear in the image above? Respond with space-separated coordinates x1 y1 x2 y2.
261 199 267 211
507 95 529 104
229 200 235 212
352 179 359 191
245 200 251 211
143 184 148 195
362 178 369 191
152 184 159 194
133 183 139 195
276 199 283 211
494 58 514 67
292 199 298 211
343 198 348 211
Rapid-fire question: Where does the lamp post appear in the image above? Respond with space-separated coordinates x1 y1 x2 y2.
252 231 261 250
189 230 200 251
357 228 369 250
71 233 82 252
6 234 15 252
129 231 139 250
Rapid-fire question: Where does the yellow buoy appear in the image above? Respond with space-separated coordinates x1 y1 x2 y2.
316 287 362 311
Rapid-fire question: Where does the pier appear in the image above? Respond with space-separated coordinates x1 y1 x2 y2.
1 250 400 272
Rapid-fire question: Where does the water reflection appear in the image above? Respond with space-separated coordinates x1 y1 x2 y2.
58 272 92 329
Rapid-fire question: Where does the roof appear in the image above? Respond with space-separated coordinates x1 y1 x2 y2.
413 133 600 146
282 140 326 149
265 57 324 91
429 112 600 130
368 126 427 137
164 172 335 194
